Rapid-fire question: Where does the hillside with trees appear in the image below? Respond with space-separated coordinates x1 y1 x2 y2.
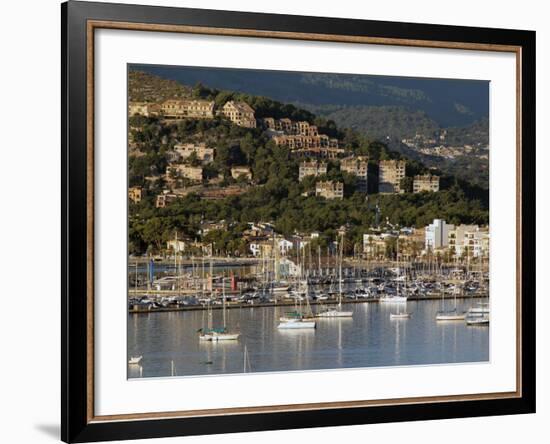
128 70 489 255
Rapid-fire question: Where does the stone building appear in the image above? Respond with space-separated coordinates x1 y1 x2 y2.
167 164 204 181
222 101 256 128
273 134 339 150
413 174 440 193
299 160 327 181
340 157 369 192
315 180 344 200
378 160 406 193
262 118 319 136
173 143 215 163
161 99 215 119
129 102 161 117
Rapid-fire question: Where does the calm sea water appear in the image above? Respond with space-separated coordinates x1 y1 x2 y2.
127 298 489 378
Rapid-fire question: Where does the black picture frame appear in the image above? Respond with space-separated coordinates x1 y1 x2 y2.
61 1 536 442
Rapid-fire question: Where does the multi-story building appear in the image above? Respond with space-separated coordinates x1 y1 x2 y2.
129 102 161 117
291 147 345 160
128 186 142 204
315 180 344 200
231 166 253 181
299 160 327 181
222 101 256 128
363 233 393 260
167 164 204 181
425 219 455 251
448 225 489 258
413 174 440 193
340 157 369 192
273 134 339 150
161 99 215 119
262 118 319 136
173 143 215 163
379 160 406 193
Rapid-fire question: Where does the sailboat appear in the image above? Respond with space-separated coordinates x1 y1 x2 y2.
316 232 353 318
390 247 411 319
380 237 407 303
199 275 240 341
436 284 466 321
278 281 316 329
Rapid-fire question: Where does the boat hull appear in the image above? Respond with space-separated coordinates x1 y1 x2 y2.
277 321 316 329
390 313 411 319
199 333 240 341
316 310 353 318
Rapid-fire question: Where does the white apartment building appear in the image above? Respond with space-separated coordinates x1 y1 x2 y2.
425 219 455 251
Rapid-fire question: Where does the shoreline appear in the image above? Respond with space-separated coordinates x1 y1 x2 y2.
129 293 489 314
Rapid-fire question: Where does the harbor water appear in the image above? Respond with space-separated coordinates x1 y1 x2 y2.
128 298 489 378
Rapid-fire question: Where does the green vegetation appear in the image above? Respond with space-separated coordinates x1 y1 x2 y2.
128 71 489 255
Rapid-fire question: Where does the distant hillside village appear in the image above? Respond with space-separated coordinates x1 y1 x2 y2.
129 97 441 207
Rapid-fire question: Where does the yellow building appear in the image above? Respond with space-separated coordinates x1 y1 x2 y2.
128 186 142 204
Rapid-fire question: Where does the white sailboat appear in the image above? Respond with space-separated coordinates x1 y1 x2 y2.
390 244 411 319
316 232 353 318
436 285 466 321
199 275 240 341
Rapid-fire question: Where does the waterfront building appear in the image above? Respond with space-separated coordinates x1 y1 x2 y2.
379 160 406 193
413 174 440 193
166 239 186 253
448 225 489 258
173 143 215 163
299 160 327 181
161 99 215 119
363 233 396 260
425 219 455 251
340 157 369 192
128 186 142 204
222 101 256 128
231 166 253 181
315 180 344 200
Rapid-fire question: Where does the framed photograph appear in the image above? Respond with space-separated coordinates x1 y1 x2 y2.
62 1 535 442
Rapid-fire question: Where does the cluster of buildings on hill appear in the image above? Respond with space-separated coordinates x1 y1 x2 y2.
299 159 440 199
129 99 442 206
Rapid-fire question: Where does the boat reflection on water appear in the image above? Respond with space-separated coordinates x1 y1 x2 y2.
128 298 489 378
